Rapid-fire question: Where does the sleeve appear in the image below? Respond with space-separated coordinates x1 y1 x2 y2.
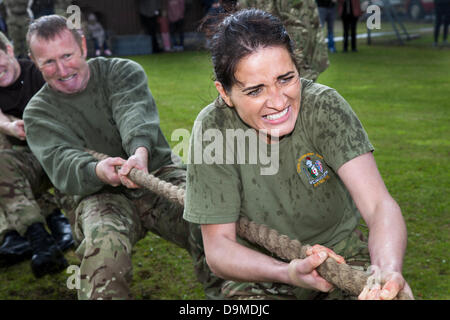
183 118 242 224
24 98 105 196
306 88 374 171
107 59 163 159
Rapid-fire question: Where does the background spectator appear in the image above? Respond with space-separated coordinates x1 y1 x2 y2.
3 0 31 59
168 0 185 51
434 0 450 47
317 0 337 53
139 0 162 54
338 0 362 52
158 8 171 52
86 12 112 56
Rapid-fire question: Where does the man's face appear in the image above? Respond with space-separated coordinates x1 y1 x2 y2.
0 45 20 87
29 29 90 94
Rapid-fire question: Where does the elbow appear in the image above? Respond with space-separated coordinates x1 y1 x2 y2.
204 250 226 279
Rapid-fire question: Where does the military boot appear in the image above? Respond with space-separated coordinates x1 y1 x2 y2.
25 222 68 278
46 210 74 251
0 231 32 266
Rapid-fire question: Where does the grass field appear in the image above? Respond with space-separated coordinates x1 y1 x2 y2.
0 32 448 300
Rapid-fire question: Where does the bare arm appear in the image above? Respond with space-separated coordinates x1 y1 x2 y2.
201 222 336 292
337 152 413 299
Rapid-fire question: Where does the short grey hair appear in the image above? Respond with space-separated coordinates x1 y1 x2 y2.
27 14 84 56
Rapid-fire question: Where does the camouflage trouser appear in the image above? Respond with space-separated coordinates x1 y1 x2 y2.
0 148 60 243
0 133 11 149
71 164 216 300
218 228 371 300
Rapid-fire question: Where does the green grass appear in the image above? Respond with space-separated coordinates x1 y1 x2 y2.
0 32 448 300
332 19 434 39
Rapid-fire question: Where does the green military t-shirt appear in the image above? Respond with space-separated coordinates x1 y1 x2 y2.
183 79 374 248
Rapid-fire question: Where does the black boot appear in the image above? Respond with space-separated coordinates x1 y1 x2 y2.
0 231 32 267
25 222 68 278
46 210 75 251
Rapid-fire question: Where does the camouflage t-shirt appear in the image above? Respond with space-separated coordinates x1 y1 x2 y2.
183 79 374 248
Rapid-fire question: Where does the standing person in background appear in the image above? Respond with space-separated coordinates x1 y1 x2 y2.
3 0 31 58
316 0 337 53
168 0 185 51
158 5 172 52
433 0 450 47
139 0 162 54
338 0 361 52
236 0 329 82
86 12 112 56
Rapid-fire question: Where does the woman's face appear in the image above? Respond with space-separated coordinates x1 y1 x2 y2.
216 46 301 140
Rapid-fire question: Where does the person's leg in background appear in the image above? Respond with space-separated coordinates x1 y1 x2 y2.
326 7 337 53
350 15 358 52
342 14 350 52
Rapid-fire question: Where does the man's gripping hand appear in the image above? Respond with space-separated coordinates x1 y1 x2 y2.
95 157 126 186
358 266 414 300
7 120 26 140
118 147 149 189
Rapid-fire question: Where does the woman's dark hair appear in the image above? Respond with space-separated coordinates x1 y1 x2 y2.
206 8 297 93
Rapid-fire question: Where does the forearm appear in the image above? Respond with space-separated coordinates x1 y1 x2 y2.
202 225 290 284
210 238 290 283
367 200 407 273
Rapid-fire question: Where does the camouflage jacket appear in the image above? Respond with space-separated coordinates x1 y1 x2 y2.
4 0 30 16
239 0 329 81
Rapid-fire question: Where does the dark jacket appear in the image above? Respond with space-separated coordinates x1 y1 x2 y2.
338 0 362 17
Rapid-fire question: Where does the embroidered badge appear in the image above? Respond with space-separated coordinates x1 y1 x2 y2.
297 153 330 187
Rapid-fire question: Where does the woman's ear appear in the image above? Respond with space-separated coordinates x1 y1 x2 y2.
214 81 234 107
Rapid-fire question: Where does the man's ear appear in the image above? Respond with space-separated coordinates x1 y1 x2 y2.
28 50 36 64
81 35 88 58
6 44 15 58
214 81 234 107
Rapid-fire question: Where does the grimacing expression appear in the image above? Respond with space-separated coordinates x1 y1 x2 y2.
216 46 301 140
29 29 90 94
0 45 20 87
